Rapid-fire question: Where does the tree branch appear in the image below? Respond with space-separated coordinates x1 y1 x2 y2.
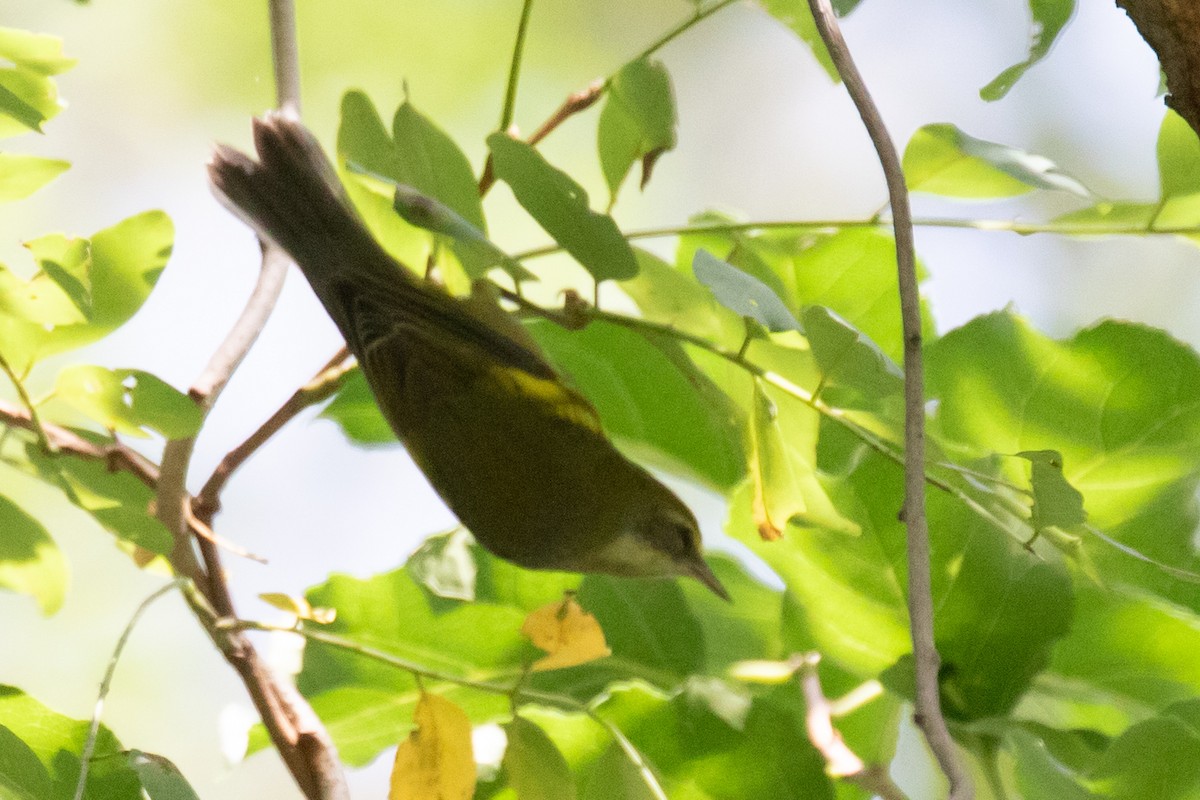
804 1 971 797
798 653 909 800
193 346 354 523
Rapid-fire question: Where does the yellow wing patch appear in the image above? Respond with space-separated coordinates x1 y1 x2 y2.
484 363 603 434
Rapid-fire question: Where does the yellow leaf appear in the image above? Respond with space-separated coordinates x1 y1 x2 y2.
389 693 476 800
521 594 611 671
258 592 337 624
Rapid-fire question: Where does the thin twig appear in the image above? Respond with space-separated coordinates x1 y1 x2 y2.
509 213 1200 261
271 0 302 116
72 579 186 800
478 0 737 197
478 80 605 195
193 347 354 523
0 352 52 453
221 619 670 800
798 653 909 800
628 0 739 68
805 1 971 797
499 0 535 133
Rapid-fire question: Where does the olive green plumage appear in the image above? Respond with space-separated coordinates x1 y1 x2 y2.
208 113 728 600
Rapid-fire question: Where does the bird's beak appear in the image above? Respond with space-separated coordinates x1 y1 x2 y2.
688 557 732 602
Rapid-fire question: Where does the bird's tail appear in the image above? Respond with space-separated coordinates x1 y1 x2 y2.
207 113 412 350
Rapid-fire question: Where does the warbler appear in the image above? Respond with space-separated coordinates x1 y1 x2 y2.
208 113 729 600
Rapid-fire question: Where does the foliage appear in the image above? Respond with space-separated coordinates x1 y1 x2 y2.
2 2 1200 799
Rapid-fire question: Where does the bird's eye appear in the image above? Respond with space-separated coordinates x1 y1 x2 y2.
675 523 693 554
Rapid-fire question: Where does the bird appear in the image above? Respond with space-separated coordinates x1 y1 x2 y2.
207 112 729 601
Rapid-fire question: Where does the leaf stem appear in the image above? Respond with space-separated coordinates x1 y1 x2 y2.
72 579 186 800
499 0 536 133
221 619 671 799
509 214 1200 261
627 0 740 73
0 351 52 453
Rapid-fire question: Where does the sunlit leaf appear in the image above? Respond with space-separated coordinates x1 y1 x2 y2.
0 154 69 202
0 493 66 615
258 593 336 624
0 685 141 798
23 442 174 555
54 366 202 439
37 211 173 358
981 0 1076 101
320 366 394 444
757 0 839 82
1158 109 1200 200
903 123 1090 199
0 27 75 136
927 312 1200 610
522 595 612 671
389 693 476 800
487 133 637 283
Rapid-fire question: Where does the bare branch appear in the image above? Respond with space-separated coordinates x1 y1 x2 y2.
193 347 354 523
798 653 909 800
803 1 972 796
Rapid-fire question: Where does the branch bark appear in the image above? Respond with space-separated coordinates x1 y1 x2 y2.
804 2 972 797
1116 0 1200 135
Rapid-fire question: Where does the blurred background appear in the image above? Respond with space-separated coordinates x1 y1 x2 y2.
0 0 1184 796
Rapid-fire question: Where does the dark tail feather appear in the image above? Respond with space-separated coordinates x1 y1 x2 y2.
207 113 409 345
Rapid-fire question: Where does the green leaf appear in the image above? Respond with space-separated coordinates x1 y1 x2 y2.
337 91 434 270
0 154 69 202
590 683 835 799
0 685 142 799
0 493 66 615
802 305 903 407
758 0 839 82
598 58 677 203
504 717 577 800
1017 449 1087 532
692 249 802 332
903 123 1090 199
37 211 174 358
526 317 745 490
928 312 1200 532
319 366 394 444
1052 584 1200 709
580 742 658 800
391 100 486 232
290 542 779 764
790 228 934 364
23 441 174 555
54 366 202 439
980 0 1076 101
1158 109 1200 200
745 378 858 540
123 751 201 800
0 27 76 136
1006 712 1200 800
676 210 795 309
0 723 52 800
406 528 477 602
390 184 533 282
1052 201 1158 232
487 133 638 283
